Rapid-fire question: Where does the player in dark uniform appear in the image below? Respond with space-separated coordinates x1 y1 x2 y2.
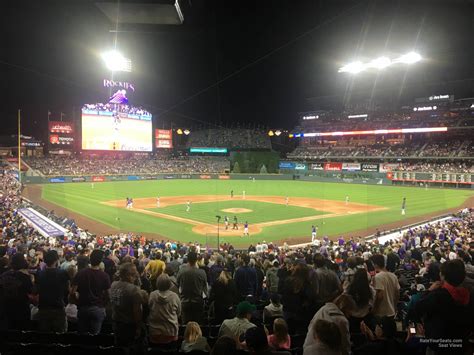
231 190 234 198
232 215 238 230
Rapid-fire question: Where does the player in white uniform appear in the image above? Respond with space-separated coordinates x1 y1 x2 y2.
156 196 160 208
186 200 191 212
285 196 289 206
311 225 318 244
242 190 246 199
345 195 349 205
224 216 229 230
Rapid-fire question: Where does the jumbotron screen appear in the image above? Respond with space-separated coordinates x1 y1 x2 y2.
81 106 152 151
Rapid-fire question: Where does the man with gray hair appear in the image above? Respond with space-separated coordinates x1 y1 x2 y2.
110 262 147 347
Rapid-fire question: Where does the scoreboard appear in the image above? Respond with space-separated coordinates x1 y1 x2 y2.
392 172 473 184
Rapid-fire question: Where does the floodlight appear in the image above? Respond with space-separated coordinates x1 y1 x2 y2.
275 130 282 136
183 129 190 135
397 52 422 64
101 50 132 72
338 61 364 74
369 56 391 69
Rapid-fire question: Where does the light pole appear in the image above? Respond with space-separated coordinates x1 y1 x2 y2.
215 215 221 251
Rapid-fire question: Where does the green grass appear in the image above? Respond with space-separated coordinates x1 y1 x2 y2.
41 180 473 245
150 200 326 224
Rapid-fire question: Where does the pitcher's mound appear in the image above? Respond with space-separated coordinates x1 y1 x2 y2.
221 208 253 213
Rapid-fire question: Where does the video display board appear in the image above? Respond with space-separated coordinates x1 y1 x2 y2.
81 107 152 151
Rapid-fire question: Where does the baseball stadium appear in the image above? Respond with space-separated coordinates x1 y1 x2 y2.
1 1 474 355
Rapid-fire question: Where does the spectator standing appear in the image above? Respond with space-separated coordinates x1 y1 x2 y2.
148 274 181 345
71 249 111 334
311 254 342 305
36 250 70 333
209 254 225 286
109 263 147 347
0 253 33 330
145 252 166 290
265 261 280 294
371 254 400 319
346 268 376 331
176 251 208 323
209 269 239 323
234 255 257 299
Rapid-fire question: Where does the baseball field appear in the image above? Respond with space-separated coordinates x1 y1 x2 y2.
27 179 473 246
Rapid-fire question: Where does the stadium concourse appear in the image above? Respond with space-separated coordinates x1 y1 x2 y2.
1 169 474 355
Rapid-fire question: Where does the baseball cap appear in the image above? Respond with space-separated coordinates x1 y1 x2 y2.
236 301 256 315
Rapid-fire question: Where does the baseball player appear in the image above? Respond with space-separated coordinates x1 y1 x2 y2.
242 190 246 199
311 225 318 243
129 198 134 209
230 190 234 198
186 200 191 212
345 195 349 205
126 197 130 209
285 196 289 206
233 215 238 230
156 196 160 208
91 183 94 189
401 197 406 215
224 216 229 230
243 221 249 236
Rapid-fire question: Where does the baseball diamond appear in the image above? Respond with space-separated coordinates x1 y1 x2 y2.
23 179 473 246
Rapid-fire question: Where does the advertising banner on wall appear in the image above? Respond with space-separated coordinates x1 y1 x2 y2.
361 163 379 172
49 121 74 134
92 176 106 182
155 129 173 149
295 163 307 170
379 163 401 173
49 135 74 145
342 163 361 171
279 162 295 169
324 162 343 171
310 163 324 170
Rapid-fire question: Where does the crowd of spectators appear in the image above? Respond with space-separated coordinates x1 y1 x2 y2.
298 108 470 134
288 139 473 160
1 171 474 355
188 129 271 150
82 103 152 117
24 156 230 176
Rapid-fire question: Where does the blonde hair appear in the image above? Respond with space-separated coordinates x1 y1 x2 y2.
184 321 202 343
217 270 231 285
273 318 289 345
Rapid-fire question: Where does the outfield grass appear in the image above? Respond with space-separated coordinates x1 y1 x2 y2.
150 200 326 224
41 180 473 245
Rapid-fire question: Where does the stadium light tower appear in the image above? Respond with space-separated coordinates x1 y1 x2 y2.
101 50 132 72
395 52 422 64
338 52 422 74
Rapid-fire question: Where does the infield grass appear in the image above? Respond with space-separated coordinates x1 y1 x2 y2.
41 179 473 245
149 200 326 224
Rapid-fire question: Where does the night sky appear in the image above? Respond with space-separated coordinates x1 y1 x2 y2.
1 0 473 142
